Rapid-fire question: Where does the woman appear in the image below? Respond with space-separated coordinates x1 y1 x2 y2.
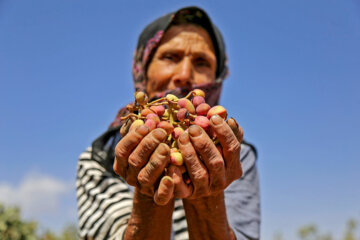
76 6 260 240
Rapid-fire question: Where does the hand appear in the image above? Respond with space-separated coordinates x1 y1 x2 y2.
114 125 174 205
169 115 243 199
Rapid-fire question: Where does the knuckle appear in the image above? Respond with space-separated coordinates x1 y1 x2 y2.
228 141 241 154
128 155 140 168
140 140 157 155
137 173 150 186
210 159 224 170
197 140 212 151
115 144 126 160
182 150 195 161
148 159 161 171
193 171 208 184
195 141 213 156
142 141 153 151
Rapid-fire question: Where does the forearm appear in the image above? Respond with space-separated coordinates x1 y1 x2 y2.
183 191 235 240
124 187 174 240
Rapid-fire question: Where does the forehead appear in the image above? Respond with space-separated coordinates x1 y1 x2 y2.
157 24 215 54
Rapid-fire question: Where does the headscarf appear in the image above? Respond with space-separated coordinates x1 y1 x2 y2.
92 6 229 172
110 6 229 128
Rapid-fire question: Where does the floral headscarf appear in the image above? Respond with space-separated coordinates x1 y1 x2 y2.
110 6 229 128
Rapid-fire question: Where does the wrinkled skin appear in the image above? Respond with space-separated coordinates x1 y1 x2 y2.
114 24 243 205
146 24 217 99
169 116 243 200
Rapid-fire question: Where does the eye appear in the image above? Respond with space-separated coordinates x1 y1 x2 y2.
194 57 211 68
161 53 180 63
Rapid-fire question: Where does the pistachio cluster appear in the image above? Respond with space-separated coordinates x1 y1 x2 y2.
120 89 228 168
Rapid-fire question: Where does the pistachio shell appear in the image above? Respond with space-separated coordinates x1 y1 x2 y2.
196 103 210 116
194 116 210 131
178 98 195 114
193 89 205 97
192 96 205 108
170 152 183 166
129 119 145 132
177 108 189 122
146 113 160 124
172 127 184 140
140 108 155 117
166 94 178 102
145 119 156 131
157 121 174 135
207 105 227 119
150 105 165 116
135 91 148 105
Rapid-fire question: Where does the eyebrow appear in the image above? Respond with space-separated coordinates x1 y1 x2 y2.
193 52 216 62
159 49 216 63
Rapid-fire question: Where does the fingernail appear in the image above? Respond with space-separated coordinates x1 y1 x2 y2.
153 128 167 140
158 143 169 156
228 117 239 128
188 125 202 137
162 176 173 187
136 125 149 135
179 132 189 145
211 115 223 125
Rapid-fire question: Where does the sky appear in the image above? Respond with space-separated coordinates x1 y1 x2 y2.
1 0 359 239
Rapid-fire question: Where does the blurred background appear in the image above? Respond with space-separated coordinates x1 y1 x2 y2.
1 0 359 239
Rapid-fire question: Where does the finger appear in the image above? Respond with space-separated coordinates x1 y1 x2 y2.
210 115 241 167
226 117 244 143
154 176 174 206
114 125 150 178
168 165 193 199
137 143 170 188
126 128 168 185
188 125 226 192
120 118 132 138
178 132 210 196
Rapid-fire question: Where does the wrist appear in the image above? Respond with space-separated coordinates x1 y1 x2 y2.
124 187 174 240
131 186 174 219
183 190 224 208
182 191 234 240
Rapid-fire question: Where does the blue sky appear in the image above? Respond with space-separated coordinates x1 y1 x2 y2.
1 0 359 238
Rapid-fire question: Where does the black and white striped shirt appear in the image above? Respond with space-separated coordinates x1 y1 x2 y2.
76 142 260 240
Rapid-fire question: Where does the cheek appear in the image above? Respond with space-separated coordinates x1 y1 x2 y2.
146 62 173 95
193 71 216 86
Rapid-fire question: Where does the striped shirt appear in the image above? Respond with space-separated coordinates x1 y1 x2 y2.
76 141 260 240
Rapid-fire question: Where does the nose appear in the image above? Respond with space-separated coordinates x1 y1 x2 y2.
172 57 193 88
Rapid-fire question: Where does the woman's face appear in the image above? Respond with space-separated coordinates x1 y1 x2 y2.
146 24 217 99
